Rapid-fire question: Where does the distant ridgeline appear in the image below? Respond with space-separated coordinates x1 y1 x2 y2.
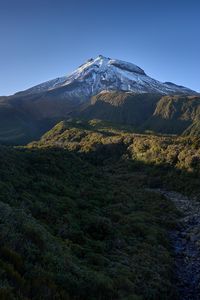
0 56 199 144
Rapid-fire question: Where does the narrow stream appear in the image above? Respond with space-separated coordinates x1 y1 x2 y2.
155 190 200 300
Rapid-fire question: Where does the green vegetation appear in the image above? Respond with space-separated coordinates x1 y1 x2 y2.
183 120 200 136
79 93 200 136
0 92 200 144
0 95 76 145
81 92 160 129
30 119 200 194
1 119 200 299
143 95 200 135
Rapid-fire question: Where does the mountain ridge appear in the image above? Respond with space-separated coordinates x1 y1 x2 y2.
0 55 199 144
14 55 197 99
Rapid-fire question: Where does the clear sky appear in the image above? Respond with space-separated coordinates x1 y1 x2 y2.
0 0 199 95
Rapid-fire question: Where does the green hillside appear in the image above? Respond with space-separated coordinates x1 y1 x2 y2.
79 92 160 127
0 92 200 144
30 119 200 188
143 95 200 134
81 93 200 136
0 119 200 299
183 120 200 136
0 146 178 299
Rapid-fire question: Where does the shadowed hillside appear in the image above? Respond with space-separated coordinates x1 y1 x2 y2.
30 119 200 186
0 120 200 298
78 92 161 127
142 95 200 134
0 92 200 144
0 146 179 300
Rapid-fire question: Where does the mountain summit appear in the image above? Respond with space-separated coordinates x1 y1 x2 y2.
17 55 196 100
0 55 198 144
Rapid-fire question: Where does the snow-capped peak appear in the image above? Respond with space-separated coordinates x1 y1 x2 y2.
71 55 146 78
18 55 197 99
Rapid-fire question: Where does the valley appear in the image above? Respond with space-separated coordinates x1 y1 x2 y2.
1 0 199 298
0 57 199 299
0 119 200 299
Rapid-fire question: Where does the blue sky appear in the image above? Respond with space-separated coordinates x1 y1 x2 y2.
0 0 199 95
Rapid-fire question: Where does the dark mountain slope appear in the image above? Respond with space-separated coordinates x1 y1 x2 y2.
142 95 200 134
0 56 198 144
0 92 81 144
77 93 200 136
78 92 161 127
1 91 200 144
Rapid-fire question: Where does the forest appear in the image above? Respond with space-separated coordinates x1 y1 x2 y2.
0 119 199 299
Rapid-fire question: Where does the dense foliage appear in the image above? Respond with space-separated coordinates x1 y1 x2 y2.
0 92 200 144
31 119 200 194
143 95 200 135
78 93 200 136
1 119 200 299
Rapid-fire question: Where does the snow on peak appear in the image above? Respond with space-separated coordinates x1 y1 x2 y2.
74 55 145 76
20 55 196 99
109 59 146 75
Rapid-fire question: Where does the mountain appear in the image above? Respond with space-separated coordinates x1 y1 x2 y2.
1 57 200 298
142 95 200 134
0 55 198 144
78 91 161 127
15 55 197 99
75 92 200 135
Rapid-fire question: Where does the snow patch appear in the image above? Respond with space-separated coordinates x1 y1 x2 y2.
19 55 196 98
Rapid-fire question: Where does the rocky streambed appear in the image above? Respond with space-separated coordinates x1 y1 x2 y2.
155 190 200 300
